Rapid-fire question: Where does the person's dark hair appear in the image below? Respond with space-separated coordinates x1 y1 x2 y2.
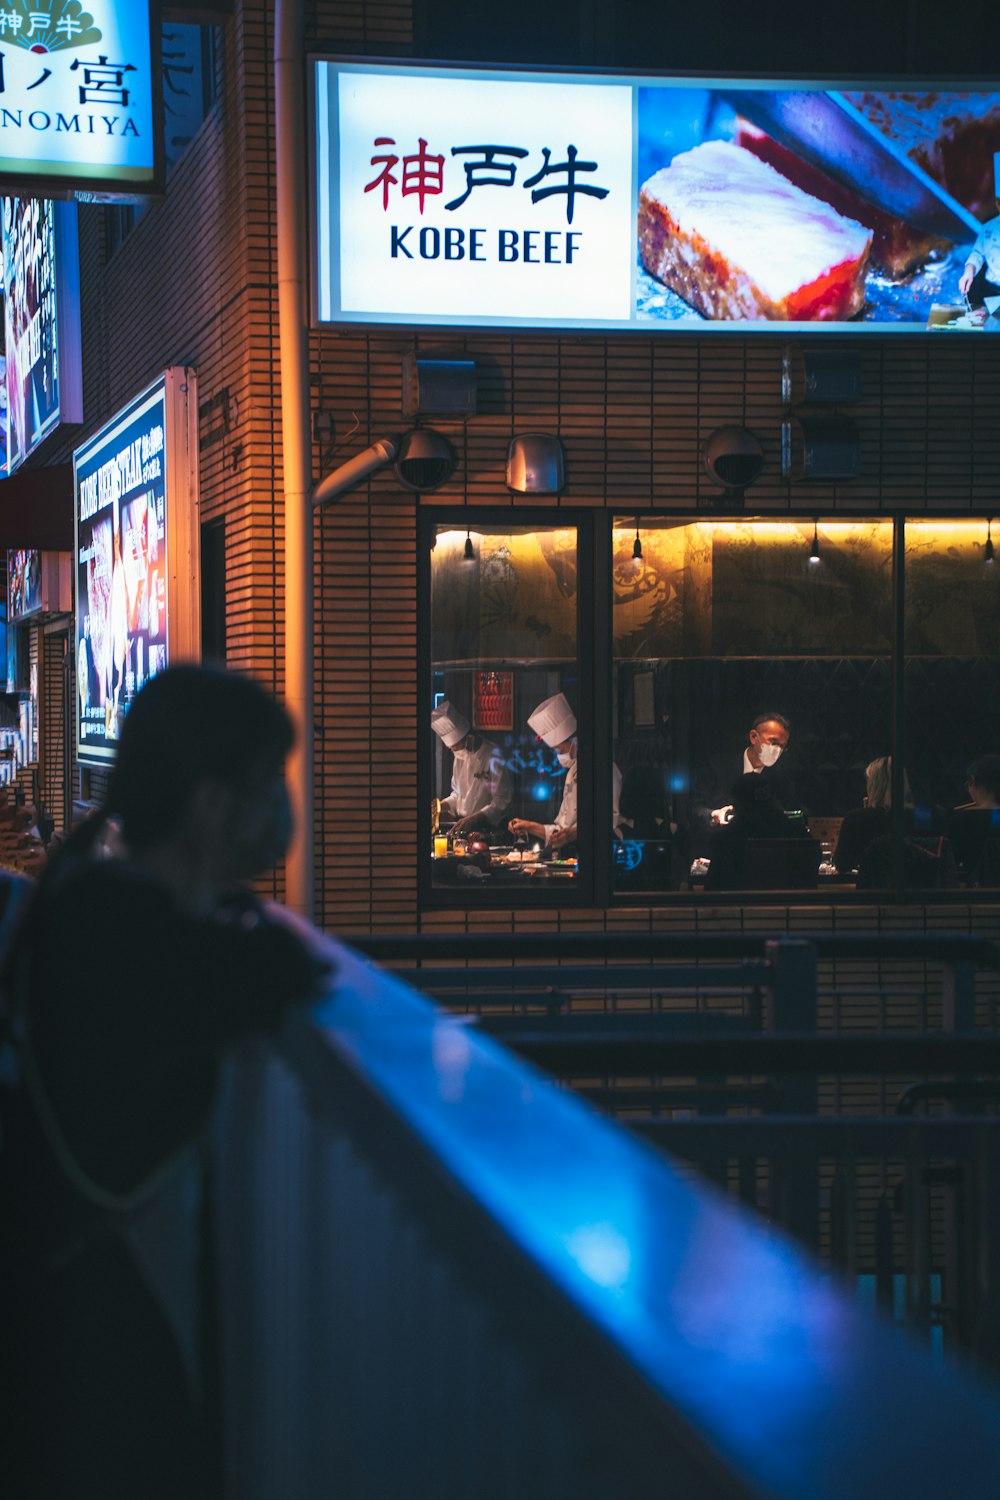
751 712 790 734
44 666 292 876
105 665 293 852
968 754 1000 800
1 667 296 1007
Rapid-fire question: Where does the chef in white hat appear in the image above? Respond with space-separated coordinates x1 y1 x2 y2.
958 151 1000 326
431 700 512 834
510 692 622 850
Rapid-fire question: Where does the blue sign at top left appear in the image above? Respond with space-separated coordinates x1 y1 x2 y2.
0 0 159 197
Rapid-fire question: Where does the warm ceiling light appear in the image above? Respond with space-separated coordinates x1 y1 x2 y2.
463 530 475 561
985 518 995 564
632 524 643 562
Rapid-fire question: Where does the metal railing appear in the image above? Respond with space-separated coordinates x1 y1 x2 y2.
355 928 1000 1366
212 927 1000 1499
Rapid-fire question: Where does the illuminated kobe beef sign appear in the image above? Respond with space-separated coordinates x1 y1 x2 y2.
74 368 200 768
313 67 633 325
312 61 1000 334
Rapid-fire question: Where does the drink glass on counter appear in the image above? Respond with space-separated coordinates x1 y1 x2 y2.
433 833 448 858
452 835 468 857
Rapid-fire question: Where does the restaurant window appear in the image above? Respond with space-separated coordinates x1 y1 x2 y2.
426 516 591 899
611 516 895 898
903 519 1000 894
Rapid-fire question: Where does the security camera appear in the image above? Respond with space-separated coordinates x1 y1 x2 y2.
703 426 764 492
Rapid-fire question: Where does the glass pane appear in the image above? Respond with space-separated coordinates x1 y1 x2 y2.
612 517 894 896
429 523 582 892
904 519 1000 892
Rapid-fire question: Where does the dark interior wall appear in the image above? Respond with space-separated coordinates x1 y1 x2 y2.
413 0 1000 74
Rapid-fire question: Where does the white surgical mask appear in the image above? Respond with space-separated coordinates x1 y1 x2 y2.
556 750 574 768
758 743 784 767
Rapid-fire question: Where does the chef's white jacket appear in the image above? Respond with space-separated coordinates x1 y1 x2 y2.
543 755 622 845
440 738 512 825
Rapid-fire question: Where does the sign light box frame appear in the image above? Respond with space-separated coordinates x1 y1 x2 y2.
310 58 1000 338
73 366 200 769
0 0 164 201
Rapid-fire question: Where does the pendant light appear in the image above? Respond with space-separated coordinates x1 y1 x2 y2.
808 519 821 564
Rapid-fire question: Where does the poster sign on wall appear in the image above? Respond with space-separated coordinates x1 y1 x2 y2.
312 61 1000 334
0 0 159 195
8 547 41 618
2 196 83 471
73 367 200 767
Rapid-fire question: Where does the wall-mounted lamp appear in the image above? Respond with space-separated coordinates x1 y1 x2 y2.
809 520 821 564
703 426 764 499
781 416 860 482
394 429 457 493
402 354 477 417
986 517 995 563
311 427 458 507
312 435 400 508
506 433 565 494
782 346 863 406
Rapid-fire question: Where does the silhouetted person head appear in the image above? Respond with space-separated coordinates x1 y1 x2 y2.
865 756 913 811
103 664 295 885
967 754 1000 809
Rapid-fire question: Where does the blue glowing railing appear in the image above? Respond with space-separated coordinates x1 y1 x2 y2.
214 929 1000 1500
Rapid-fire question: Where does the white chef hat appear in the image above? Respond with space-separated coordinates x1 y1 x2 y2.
430 700 470 749
527 691 577 748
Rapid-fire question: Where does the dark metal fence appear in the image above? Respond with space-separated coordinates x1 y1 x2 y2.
356 930 1000 1371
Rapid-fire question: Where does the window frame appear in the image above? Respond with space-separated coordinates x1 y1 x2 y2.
418 508 1000 908
419 506 599 909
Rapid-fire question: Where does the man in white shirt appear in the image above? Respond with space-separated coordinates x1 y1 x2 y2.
431 701 512 834
958 154 1000 326
689 712 793 857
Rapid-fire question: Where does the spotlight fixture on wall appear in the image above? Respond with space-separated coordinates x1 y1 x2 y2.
986 517 995 563
703 426 764 502
463 530 475 561
402 354 477 418
393 428 458 493
782 345 863 406
506 433 566 494
312 434 400 508
809 520 821 564
781 416 860 482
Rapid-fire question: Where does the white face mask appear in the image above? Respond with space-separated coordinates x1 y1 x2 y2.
758 742 784 767
556 745 575 769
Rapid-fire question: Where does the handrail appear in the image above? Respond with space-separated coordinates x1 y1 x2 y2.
354 930 1000 968
473 1023 1000 1076
215 926 1000 1499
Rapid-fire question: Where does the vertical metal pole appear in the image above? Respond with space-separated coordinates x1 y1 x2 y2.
891 518 906 901
275 0 313 920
